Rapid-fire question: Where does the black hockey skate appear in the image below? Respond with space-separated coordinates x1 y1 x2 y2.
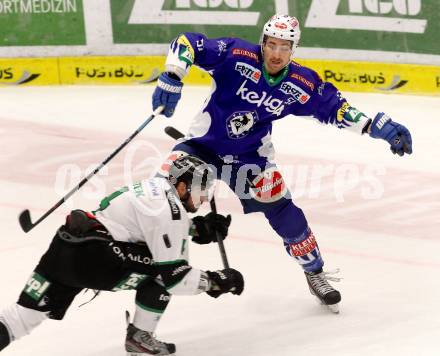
0 320 11 351
305 268 341 314
125 312 175 356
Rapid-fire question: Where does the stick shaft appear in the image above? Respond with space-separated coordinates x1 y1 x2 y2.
19 107 163 233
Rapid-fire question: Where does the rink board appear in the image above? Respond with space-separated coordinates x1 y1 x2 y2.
1 56 439 95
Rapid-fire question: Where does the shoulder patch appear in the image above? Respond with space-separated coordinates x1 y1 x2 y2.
232 48 259 62
290 73 315 91
216 39 227 55
146 180 161 197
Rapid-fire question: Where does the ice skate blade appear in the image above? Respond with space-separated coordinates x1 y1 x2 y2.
313 296 340 314
327 303 339 314
127 353 175 356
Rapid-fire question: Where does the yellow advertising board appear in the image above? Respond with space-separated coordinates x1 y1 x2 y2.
58 56 211 85
0 58 59 86
58 56 164 85
1 56 439 96
298 59 440 96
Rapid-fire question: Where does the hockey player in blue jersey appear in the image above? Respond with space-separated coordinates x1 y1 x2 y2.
152 14 413 313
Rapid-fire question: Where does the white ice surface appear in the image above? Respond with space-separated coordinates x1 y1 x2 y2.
0 85 439 356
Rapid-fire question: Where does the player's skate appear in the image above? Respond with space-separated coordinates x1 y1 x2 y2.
305 268 341 314
125 312 175 356
0 320 11 351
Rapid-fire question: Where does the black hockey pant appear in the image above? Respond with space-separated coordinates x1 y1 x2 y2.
17 232 170 320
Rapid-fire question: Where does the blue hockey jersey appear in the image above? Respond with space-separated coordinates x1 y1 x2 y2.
165 33 370 163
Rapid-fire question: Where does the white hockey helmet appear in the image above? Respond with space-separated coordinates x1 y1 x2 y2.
260 14 301 56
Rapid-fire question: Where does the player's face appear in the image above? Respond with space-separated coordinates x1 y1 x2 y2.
188 179 216 212
185 188 209 213
263 37 292 75
176 182 212 213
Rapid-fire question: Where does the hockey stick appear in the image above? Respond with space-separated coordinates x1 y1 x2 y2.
18 106 164 233
164 126 230 269
139 68 161 84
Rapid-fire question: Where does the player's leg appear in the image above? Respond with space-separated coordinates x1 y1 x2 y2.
56 213 177 354
0 226 90 351
0 265 82 352
125 280 175 356
227 162 341 311
0 320 10 351
0 302 49 351
263 198 341 311
58 220 175 354
158 146 341 311
0 226 101 351
0 222 127 352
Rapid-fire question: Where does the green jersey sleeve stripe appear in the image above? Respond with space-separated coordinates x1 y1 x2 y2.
153 259 187 266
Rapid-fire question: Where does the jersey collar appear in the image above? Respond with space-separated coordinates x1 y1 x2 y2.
262 65 289 87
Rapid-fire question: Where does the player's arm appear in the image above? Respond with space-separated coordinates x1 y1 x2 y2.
147 216 243 298
152 33 233 117
307 71 413 156
165 32 232 78
154 260 244 299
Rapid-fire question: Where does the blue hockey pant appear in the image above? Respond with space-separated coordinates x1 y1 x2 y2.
167 142 324 272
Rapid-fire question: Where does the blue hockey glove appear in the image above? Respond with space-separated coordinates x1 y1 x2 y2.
152 72 183 118
369 112 413 156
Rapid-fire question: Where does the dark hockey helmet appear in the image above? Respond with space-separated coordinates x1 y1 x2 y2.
168 155 215 212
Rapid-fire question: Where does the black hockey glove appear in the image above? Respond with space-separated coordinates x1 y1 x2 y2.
65 210 105 236
206 268 244 298
191 212 231 245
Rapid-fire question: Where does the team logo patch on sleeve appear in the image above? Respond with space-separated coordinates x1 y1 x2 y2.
226 111 258 139
250 167 288 203
337 102 350 122
177 35 195 66
23 272 51 301
336 103 364 128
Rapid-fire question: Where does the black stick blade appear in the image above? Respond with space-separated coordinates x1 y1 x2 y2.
164 126 184 140
19 209 33 233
